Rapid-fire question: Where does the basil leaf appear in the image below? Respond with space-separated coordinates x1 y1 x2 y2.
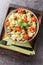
21 25 24 28
21 23 29 28
23 23 29 27
17 19 31 28
17 20 23 27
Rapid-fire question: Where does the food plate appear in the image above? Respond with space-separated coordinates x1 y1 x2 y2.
0 4 42 56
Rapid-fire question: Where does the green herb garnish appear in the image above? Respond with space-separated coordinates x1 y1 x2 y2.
17 19 31 28
17 19 23 27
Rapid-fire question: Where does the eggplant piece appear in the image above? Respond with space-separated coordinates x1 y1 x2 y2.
31 14 34 17
14 16 17 20
15 10 18 13
23 10 26 14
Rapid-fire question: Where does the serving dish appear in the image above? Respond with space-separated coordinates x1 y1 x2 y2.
5 8 39 44
0 4 42 56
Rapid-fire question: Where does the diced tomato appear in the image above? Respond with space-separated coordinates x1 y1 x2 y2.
23 18 28 23
23 34 29 40
30 27 36 33
32 17 37 22
15 27 21 32
18 9 23 14
5 21 10 27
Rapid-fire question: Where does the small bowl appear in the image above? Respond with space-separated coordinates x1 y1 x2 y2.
4 8 39 44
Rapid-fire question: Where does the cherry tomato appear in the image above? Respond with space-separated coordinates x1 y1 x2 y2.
23 34 29 40
23 18 28 23
32 17 37 22
18 9 23 14
5 21 10 27
15 27 21 32
30 27 36 33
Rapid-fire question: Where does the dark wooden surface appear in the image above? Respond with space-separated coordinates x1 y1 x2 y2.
0 0 43 65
